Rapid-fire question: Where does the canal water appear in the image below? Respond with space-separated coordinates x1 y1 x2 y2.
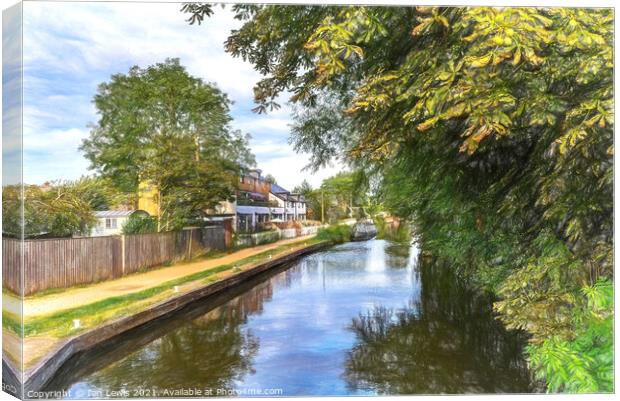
48 240 535 397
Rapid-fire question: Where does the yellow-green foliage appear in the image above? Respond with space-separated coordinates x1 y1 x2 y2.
191 5 613 392
526 279 613 393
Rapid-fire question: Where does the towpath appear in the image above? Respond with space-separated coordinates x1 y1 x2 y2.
3 235 315 319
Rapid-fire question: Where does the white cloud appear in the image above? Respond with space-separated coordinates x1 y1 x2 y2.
258 155 344 191
23 127 86 151
23 2 261 99
23 128 92 184
19 1 342 187
234 117 292 134
251 140 292 158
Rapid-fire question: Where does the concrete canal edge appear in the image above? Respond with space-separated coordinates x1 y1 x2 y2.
8 241 332 395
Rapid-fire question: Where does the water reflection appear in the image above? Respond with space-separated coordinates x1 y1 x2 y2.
47 276 281 398
344 256 534 394
47 240 533 397
83 286 268 393
384 242 411 268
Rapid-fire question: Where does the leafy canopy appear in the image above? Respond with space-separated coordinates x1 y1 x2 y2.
2 177 119 238
82 58 255 230
184 5 613 392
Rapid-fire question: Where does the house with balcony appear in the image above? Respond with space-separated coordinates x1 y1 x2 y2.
202 168 308 232
235 168 276 232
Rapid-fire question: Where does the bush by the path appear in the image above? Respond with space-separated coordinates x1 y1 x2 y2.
317 224 352 243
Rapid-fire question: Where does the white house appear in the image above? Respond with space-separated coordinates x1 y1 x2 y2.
270 184 306 221
90 210 146 237
204 169 308 232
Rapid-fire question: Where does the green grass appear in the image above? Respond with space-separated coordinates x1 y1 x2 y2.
3 238 324 338
2 311 22 335
316 224 352 243
23 281 103 299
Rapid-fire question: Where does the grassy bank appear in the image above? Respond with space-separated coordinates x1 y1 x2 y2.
316 224 352 243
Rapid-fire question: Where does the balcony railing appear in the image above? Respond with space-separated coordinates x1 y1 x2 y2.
237 198 280 208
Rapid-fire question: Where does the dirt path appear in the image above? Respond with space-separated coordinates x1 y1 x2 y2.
10 235 315 319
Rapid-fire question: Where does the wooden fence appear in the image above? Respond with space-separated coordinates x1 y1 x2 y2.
2 226 230 295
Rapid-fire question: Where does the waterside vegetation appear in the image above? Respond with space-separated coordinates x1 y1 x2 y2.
183 5 614 392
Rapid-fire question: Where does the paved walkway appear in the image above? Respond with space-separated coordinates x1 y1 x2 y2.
3 235 315 319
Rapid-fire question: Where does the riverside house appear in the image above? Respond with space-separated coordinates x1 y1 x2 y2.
138 168 307 232
269 183 306 222
236 169 307 231
204 168 307 232
236 168 274 231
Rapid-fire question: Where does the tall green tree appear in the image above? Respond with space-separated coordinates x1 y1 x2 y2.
320 172 367 221
184 5 613 392
293 179 321 220
263 173 278 185
292 179 313 195
82 59 255 230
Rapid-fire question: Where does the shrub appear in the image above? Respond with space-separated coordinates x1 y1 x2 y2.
253 230 280 245
374 215 411 243
274 220 302 230
256 221 277 232
526 279 613 393
3 183 97 238
122 214 158 235
317 224 352 243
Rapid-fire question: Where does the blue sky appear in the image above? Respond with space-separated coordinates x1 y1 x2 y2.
20 1 342 190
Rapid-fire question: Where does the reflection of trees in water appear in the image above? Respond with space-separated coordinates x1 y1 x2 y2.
344 258 533 394
384 243 411 269
85 281 283 393
87 311 258 393
46 266 300 394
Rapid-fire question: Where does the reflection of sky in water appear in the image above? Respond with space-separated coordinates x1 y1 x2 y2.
63 240 417 397
233 241 417 395
60 239 531 396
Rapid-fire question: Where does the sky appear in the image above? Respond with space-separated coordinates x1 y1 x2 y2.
19 1 342 190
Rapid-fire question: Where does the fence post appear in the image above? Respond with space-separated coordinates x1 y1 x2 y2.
223 219 233 248
187 228 193 260
121 234 126 275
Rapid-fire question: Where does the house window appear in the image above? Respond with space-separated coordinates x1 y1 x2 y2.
106 218 117 229
238 214 252 232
